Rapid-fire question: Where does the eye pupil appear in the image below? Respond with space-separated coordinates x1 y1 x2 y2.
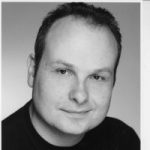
60 69 66 74
93 74 100 80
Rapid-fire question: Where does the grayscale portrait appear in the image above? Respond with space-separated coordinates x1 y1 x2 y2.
2 2 140 150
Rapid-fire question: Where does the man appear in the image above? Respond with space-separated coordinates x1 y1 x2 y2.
2 2 140 150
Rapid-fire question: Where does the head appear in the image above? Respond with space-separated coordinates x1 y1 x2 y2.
34 3 122 79
28 2 122 138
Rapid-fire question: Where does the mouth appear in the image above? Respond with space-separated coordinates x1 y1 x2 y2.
60 109 92 118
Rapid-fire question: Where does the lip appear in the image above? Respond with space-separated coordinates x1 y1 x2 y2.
60 109 92 118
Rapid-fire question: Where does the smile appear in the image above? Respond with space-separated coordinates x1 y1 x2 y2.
60 109 92 118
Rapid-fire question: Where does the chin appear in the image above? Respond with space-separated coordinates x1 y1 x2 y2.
63 129 88 136
54 122 89 135
61 120 103 135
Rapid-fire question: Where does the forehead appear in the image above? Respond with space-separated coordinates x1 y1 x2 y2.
43 16 118 71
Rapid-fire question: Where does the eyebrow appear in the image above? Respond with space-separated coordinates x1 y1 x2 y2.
92 68 113 74
48 60 113 74
50 60 74 68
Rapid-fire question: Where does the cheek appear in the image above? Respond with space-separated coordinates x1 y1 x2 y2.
89 83 113 111
35 74 73 105
85 84 113 130
32 75 73 122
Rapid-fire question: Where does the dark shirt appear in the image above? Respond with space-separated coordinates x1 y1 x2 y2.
2 100 140 150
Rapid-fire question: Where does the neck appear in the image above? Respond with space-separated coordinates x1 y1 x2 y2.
29 103 84 147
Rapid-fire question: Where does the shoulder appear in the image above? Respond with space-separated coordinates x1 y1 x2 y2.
102 117 139 138
2 100 32 149
2 100 31 129
103 117 139 137
106 117 140 149
2 101 31 141
88 117 140 150
103 117 134 130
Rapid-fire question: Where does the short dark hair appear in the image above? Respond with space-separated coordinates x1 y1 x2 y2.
34 2 122 79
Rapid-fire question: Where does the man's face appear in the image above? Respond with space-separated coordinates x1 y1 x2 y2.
29 17 118 135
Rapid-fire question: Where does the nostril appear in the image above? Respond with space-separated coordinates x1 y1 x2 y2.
69 88 88 104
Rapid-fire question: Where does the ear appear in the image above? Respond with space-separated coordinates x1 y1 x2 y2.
27 54 35 88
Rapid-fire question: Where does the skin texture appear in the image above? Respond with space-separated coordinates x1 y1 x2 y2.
28 16 118 146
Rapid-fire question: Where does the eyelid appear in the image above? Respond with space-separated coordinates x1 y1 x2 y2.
90 74 104 80
55 67 75 75
89 72 111 81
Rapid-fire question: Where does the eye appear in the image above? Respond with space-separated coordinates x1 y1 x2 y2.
90 74 105 81
57 69 67 74
55 68 73 75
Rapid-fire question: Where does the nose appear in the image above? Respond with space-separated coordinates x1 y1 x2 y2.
69 80 89 105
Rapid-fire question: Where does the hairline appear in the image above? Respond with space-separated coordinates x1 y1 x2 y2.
34 4 122 81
